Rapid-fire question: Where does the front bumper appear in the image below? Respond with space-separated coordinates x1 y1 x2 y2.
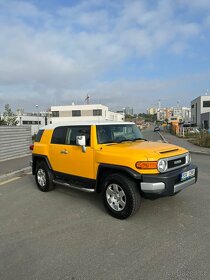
140 164 198 196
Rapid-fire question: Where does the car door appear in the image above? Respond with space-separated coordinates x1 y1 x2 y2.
49 125 95 179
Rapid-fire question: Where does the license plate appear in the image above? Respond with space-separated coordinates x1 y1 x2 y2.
180 169 195 182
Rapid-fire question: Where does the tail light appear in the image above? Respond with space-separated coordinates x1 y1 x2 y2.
29 144 34 151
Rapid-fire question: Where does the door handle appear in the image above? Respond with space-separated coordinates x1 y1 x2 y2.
60 149 69 154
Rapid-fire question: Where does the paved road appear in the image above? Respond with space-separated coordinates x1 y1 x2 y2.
0 155 31 176
142 127 162 142
0 154 209 280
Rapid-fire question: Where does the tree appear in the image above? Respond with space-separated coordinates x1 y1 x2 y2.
138 113 157 122
0 117 6 125
2 104 18 126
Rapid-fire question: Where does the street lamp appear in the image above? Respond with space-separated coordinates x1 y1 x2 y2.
35 105 39 131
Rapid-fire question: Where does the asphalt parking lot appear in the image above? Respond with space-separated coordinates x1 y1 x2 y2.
0 153 210 280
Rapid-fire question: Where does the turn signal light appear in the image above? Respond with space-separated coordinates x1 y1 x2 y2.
135 161 157 169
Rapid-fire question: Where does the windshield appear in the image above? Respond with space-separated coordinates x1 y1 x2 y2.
96 124 145 144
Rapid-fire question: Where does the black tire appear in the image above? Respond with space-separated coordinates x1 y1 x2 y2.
102 173 141 219
35 161 54 192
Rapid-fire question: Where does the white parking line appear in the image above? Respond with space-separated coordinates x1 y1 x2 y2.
0 177 21 186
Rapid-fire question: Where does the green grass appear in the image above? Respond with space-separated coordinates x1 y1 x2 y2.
188 132 210 148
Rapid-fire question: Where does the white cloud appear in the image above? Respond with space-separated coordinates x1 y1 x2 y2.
177 0 210 10
0 0 209 113
1 1 39 17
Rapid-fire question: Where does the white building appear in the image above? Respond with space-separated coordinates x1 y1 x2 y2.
51 104 125 123
157 108 166 121
191 95 210 128
0 112 48 135
173 107 182 118
181 107 191 122
147 107 158 115
124 107 134 116
173 107 191 123
16 112 52 135
201 112 210 129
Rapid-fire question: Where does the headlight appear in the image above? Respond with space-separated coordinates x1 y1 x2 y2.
185 153 191 164
158 159 167 172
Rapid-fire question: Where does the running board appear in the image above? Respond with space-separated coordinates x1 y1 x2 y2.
53 179 95 193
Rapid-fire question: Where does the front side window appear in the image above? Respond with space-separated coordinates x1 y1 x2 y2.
51 126 91 146
65 126 91 146
96 124 144 144
51 127 68 144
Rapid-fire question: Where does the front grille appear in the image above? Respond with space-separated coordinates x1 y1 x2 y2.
158 153 189 173
168 156 186 169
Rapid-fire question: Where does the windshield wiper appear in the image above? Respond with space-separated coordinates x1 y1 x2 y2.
103 138 148 145
117 138 148 143
132 137 148 142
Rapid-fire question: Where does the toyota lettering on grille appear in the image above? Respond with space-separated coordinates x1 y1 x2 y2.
174 160 182 165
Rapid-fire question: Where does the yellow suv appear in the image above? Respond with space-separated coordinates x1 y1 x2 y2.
31 121 198 219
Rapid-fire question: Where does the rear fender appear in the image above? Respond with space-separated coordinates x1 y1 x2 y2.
32 154 52 175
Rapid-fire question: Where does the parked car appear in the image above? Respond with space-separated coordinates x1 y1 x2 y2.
188 127 200 134
30 121 198 219
154 126 160 132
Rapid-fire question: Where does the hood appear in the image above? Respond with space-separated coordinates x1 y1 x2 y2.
99 141 187 161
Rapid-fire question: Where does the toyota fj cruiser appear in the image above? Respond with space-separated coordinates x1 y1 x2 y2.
31 121 198 219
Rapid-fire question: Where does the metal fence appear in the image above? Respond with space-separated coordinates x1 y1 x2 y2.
0 126 31 161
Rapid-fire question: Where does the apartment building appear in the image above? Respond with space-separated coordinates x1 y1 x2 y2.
191 95 210 128
172 107 191 123
51 104 125 123
124 107 134 116
147 107 158 115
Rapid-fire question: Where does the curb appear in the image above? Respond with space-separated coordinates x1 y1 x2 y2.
0 167 31 183
158 132 210 156
158 131 168 143
189 150 210 156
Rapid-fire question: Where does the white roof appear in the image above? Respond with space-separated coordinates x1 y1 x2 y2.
42 121 135 130
51 104 108 111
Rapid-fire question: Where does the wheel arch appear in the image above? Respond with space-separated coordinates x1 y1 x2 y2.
32 154 52 175
96 164 142 193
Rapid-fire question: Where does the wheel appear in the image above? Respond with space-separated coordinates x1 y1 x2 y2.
102 173 141 219
35 161 54 192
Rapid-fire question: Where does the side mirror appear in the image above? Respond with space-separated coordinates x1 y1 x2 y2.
76 135 86 153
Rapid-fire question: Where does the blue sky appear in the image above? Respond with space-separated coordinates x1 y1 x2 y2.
0 0 210 113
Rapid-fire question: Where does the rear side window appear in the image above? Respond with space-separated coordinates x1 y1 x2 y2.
51 127 68 144
35 130 44 142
